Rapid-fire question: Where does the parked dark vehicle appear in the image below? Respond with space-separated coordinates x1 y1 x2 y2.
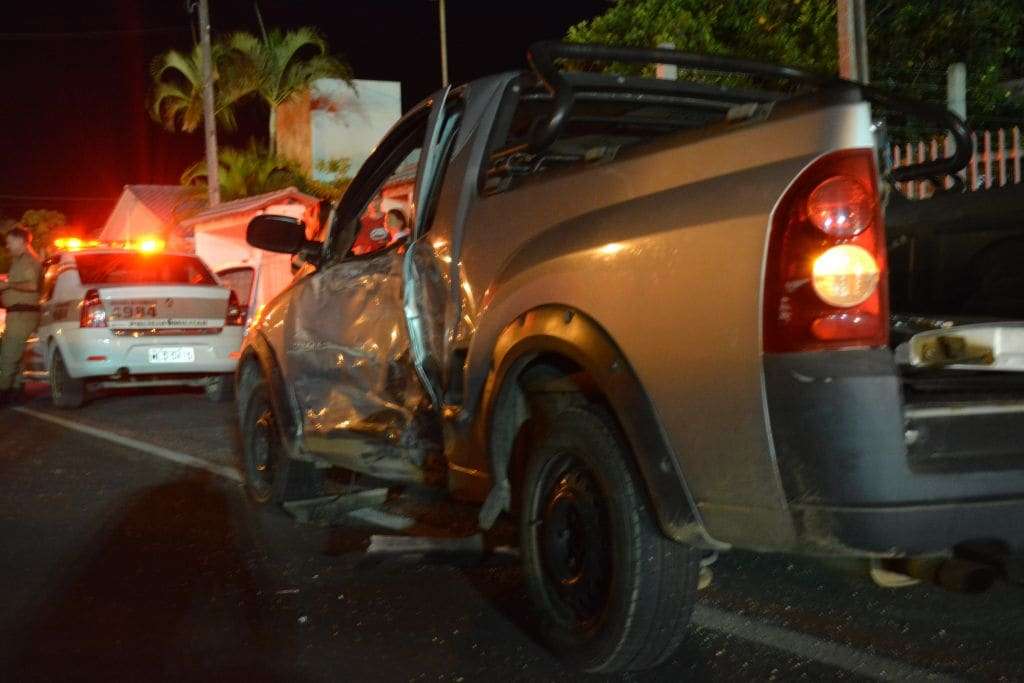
236 42 1021 672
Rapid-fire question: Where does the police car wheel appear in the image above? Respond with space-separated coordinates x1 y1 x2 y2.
50 349 85 409
204 374 234 403
241 379 322 505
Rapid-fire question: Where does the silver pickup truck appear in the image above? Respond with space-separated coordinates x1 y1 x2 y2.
237 43 1022 672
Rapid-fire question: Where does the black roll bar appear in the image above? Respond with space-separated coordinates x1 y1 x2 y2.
525 41 972 183
861 85 974 182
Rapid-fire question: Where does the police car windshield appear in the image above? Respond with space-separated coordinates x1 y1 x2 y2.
74 253 216 286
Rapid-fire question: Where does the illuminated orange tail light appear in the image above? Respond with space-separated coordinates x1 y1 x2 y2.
763 148 888 353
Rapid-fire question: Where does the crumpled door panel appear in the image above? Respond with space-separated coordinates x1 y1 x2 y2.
284 249 437 481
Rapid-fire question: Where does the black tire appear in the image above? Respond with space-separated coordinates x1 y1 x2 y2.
240 378 322 505
50 349 85 409
520 406 700 673
204 373 235 403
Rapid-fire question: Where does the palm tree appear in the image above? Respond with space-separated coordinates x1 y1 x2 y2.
181 142 297 201
225 28 353 153
149 44 255 133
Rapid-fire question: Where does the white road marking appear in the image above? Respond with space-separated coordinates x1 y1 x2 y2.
14 407 243 484
11 406 957 680
693 605 955 681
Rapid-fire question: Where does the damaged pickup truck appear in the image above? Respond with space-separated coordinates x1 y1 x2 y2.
236 42 1024 672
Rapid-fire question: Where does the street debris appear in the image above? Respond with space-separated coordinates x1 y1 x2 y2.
282 487 389 526
367 533 485 556
346 506 414 530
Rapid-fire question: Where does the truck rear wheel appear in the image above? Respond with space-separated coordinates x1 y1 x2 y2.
240 379 322 505
50 349 85 409
520 407 700 673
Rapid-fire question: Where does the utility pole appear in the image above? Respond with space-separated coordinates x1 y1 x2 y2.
438 0 449 87
947 62 967 120
197 0 220 206
946 62 968 187
837 0 869 83
655 42 677 80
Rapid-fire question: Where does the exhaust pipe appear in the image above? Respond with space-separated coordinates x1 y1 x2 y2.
876 557 997 593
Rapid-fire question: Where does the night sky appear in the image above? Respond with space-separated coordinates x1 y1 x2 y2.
0 0 609 230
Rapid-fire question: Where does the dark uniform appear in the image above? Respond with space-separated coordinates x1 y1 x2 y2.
0 251 42 394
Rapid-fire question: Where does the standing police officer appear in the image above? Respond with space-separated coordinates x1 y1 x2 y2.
0 227 41 406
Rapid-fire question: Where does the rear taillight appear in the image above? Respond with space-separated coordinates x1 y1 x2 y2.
225 290 246 326
763 148 888 353
79 289 108 328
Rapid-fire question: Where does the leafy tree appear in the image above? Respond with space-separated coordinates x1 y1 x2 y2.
149 27 351 152
565 0 835 74
869 1 1024 126
149 44 254 133
19 210 66 250
565 0 1024 127
181 143 351 202
294 158 353 203
1 210 66 271
181 142 296 201
224 28 353 153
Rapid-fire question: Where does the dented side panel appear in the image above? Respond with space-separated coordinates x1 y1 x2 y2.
253 251 435 482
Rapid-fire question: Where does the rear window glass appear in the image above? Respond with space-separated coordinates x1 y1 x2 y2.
74 253 216 286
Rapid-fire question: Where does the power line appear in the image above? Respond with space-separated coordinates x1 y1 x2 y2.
0 195 117 202
0 26 189 41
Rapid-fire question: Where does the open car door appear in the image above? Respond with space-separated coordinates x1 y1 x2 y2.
403 85 461 411
274 95 458 484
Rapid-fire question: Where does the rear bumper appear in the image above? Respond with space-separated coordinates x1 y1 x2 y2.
793 498 1024 555
59 329 242 379
764 350 1024 555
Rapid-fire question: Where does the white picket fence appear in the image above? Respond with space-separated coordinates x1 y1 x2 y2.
891 127 1023 199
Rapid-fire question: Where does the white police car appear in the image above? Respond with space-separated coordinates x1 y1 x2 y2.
24 238 244 408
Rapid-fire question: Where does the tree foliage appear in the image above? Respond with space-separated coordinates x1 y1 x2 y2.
224 28 353 153
149 27 352 151
181 142 296 201
869 1 1024 124
1 210 66 272
181 142 350 202
149 44 253 133
566 0 835 74
566 0 1024 126
295 158 353 203
18 210 66 249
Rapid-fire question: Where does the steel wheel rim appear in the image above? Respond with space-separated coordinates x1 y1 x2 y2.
247 394 277 495
534 451 613 631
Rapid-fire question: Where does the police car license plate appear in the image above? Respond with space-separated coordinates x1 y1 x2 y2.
148 347 195 364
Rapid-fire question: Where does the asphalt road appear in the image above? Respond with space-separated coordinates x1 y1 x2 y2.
1 385 1022 682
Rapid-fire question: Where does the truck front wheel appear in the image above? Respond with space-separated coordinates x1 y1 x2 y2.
519 407 700 673
240 379 322 505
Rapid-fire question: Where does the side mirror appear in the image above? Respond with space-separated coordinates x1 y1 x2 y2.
246 214 315 254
